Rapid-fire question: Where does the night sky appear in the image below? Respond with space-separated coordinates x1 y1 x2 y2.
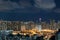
0 0 60 21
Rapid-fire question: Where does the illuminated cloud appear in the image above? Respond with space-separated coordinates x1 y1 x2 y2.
34 0 56 9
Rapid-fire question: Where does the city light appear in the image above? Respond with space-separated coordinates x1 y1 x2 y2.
0 19 60 40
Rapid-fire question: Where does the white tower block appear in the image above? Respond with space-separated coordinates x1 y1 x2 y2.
36 24 42 31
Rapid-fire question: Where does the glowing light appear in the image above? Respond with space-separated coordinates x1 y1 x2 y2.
12 33 17 35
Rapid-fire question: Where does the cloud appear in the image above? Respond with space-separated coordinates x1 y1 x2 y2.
34 0 56 9
0 0 56 13
0 0 34 11
0 0 41 13
0 0 20 11
53 8 60 13
0 0 39 13
19 1 32 8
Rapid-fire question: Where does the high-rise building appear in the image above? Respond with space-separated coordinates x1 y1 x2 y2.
7 21 13 30
35 24 42 31
41 22 47 29
0 21 7 30
20 21 26 31
57 21 60 29
50 19 55 30
25 21 35 30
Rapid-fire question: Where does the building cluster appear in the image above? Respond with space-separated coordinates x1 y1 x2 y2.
41 20 60 30
0 19 60 31
0 19 60 40
0 20 37 31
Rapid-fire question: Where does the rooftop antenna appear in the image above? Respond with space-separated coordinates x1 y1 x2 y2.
39 18 41 22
